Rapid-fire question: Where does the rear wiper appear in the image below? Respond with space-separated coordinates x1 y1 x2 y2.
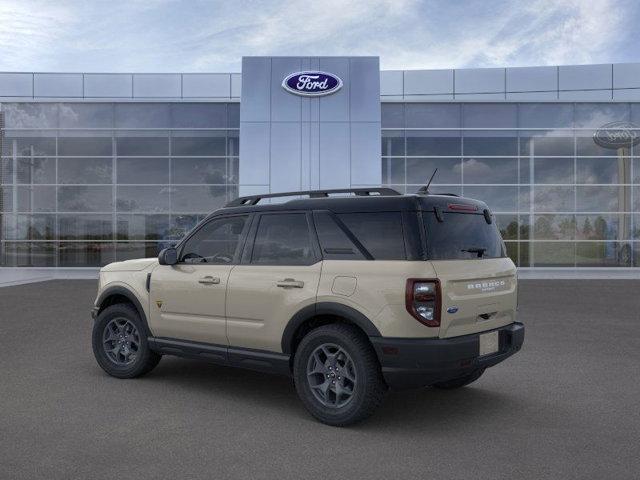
461 247 486 258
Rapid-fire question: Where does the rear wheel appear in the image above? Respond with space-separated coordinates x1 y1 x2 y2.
293 324 387 426
92 303 161 379
432 369 485 389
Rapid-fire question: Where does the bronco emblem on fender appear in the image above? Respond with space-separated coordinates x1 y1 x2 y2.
155 300 163 308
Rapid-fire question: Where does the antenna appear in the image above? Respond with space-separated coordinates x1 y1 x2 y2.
417 168 438 195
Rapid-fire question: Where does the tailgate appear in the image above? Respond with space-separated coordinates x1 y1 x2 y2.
431 258 517 338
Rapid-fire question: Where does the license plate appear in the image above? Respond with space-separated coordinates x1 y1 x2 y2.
479 331 499 356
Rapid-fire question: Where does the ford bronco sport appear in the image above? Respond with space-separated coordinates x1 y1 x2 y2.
91 188 524 426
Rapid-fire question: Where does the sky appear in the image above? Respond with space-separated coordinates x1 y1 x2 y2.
0 0 638 73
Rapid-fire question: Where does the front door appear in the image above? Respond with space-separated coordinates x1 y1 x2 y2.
149 214 251 345
226 212 322 352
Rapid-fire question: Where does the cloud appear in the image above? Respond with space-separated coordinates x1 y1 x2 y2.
0 0 636 72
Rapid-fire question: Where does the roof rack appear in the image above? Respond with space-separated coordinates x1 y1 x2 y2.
225 187 401 207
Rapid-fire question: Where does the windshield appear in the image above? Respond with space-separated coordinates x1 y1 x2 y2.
423 212 506 260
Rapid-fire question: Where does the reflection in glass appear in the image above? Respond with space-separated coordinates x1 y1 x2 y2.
463 104 517 128
2 242 57 267
116 136 169 156
406 104 460 128
58 214 113 240
171 158 227 184
114 104 170 128
407 157 462 184
14 214 55 240
533 215 576 240
519 133 574 157
16 157 56 184
462 157 517 184
463 135 518 156
3 103 58 128
171 104 227 128
382 158 404 184
576 157 627 184
58 158 112 184
576 186 628 212
9 136 56 156
58 242 114 267
406 131 461 156
59 103 113 128
533 157 574 184
116 158 170 184
534 186 574 212
58 137 112 156
58 186 113 212
171 186 226 212
575 214 628 241
381 103 404 128
576 242 631 267
381 130 404 156
532 242 575 267
172 135 226 156
116 214 170 240
17 186 56 212
116 186 170 213
518 104 573 129
494 214 518 240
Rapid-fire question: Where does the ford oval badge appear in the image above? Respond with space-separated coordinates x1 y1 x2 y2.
282 71 343 97
447 306 459 314
593 121 640 149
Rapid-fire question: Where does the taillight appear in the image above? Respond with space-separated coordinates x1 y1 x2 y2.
405 279 441 327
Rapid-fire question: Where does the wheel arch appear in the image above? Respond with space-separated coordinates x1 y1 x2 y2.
96 286 151 337
281 302 381 355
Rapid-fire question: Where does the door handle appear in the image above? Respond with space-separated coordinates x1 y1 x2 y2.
276 278 304 288
198 276 221 285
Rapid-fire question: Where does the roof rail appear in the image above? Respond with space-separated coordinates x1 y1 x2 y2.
225 187 401 207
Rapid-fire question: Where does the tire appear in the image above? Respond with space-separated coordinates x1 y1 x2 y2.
293 324 387 426
431 369 485 389
92 303 161 379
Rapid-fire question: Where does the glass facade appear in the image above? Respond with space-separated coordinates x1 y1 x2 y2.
382 103 640 267
1 99 639 269
0 102 239 267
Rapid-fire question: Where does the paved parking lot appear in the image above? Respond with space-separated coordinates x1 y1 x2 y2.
1 279 639 479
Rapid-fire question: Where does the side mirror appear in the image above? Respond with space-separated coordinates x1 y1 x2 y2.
158 247 178 266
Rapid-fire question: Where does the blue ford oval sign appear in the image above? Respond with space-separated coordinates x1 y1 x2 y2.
282 71 343 97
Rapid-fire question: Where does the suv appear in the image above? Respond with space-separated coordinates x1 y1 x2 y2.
91 188 524 426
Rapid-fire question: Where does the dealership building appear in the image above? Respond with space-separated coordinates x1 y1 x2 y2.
1 56 640 276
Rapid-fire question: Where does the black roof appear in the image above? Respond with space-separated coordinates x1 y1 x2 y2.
210 188 490 218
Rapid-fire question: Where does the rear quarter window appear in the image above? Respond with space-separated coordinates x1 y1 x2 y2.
337 212 406 260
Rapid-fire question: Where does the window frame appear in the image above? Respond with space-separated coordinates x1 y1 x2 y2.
176 213 252 265
241 211 321 266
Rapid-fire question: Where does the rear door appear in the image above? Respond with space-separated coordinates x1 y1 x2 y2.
423 210 517 338
226 212 322 352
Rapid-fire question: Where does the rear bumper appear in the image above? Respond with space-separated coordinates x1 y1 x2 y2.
370 322 524 390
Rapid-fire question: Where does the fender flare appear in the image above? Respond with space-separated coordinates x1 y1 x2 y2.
95 286 151 337
281 302 381 354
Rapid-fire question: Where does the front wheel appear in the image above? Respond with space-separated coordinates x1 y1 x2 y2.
293 324 387 426
92 303 161 379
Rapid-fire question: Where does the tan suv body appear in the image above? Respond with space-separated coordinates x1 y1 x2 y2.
92 188 524 425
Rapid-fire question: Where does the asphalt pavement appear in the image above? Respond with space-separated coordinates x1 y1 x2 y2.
0 279 638 479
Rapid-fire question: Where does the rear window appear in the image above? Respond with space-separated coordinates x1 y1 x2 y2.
423 212 506 260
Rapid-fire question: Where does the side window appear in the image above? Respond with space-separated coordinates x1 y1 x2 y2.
337 212 406 260
313 212 365 260
251 213 315 265
180 215 248 264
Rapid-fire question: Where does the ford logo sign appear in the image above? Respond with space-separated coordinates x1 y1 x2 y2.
282 71 343 97
447 306 459 314
593 121 640 149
